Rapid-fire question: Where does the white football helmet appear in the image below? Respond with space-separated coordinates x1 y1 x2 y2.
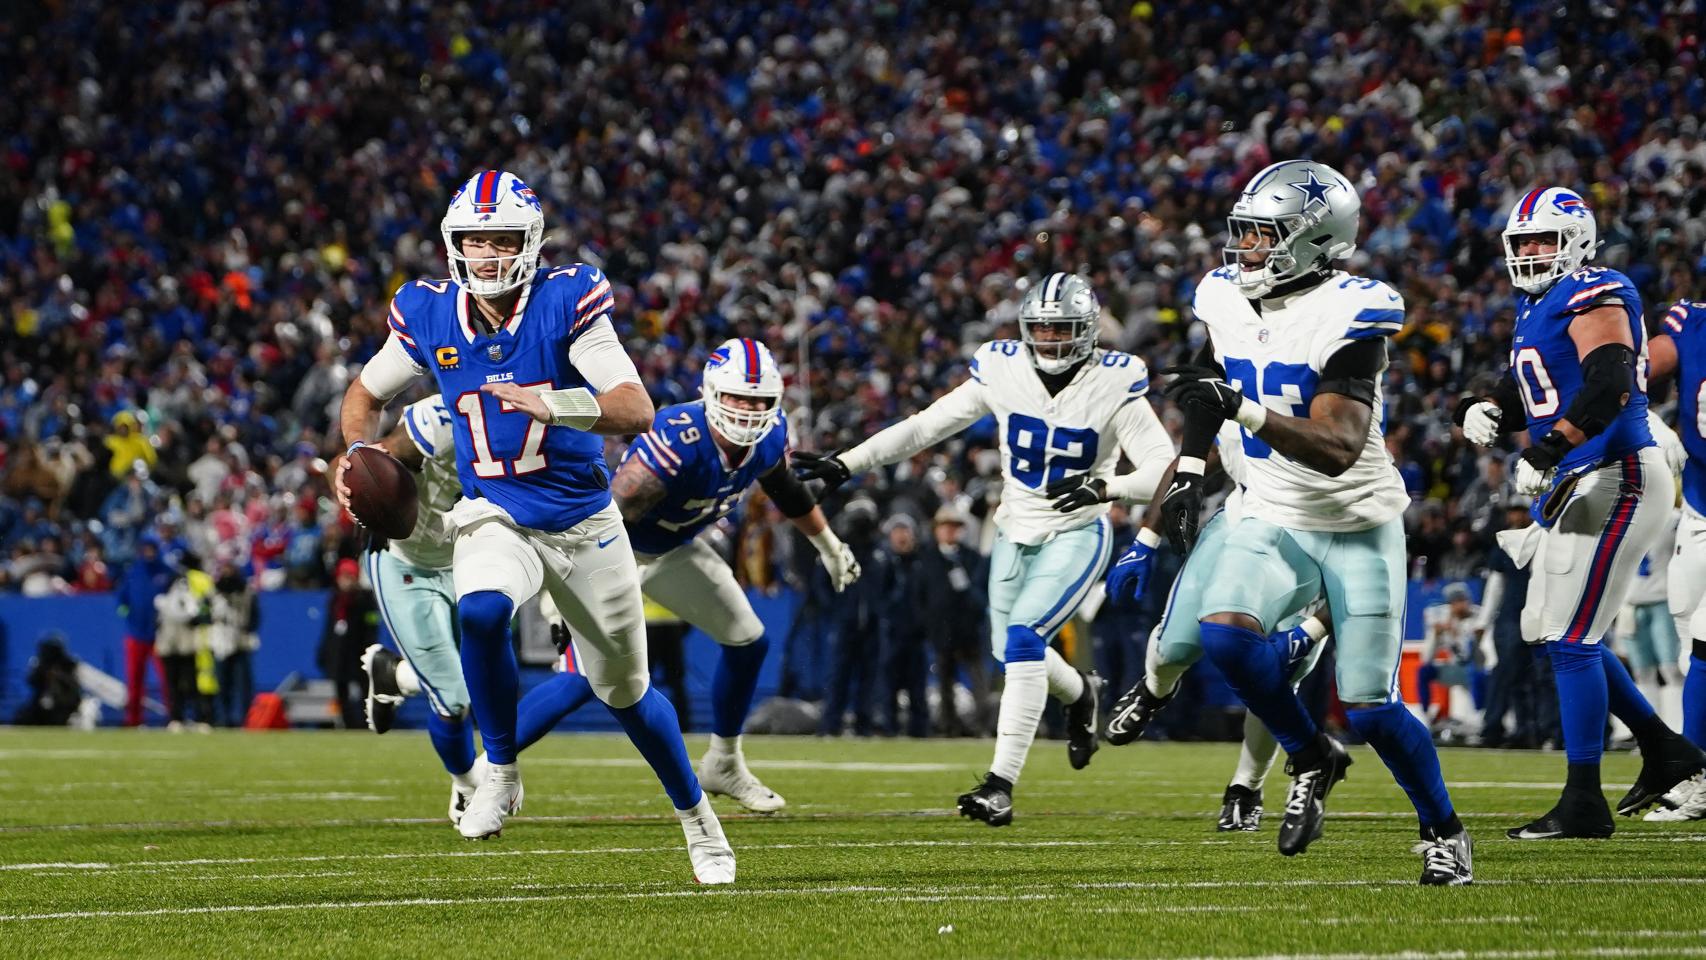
1501 187 1598 293
701 338 783 446
442 170 545 298
1019 273 1100 374
1224 159 1360 298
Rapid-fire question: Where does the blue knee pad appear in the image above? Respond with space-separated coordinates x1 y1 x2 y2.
1004 625 1047 663
458 590 513 638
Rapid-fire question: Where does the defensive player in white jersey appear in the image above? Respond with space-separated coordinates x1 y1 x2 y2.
334 170 733 883
1100 422 1332 832
1456 189 1703 839
1167 159 1470 884
794 273 1175 825
352 396 519 827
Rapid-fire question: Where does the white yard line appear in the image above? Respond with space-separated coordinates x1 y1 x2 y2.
1169 949 1706 960
525 757 964 772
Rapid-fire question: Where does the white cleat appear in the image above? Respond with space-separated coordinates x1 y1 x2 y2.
699 747 785 813
1644 772 1706 822
676 795 736 884
457 759 523 840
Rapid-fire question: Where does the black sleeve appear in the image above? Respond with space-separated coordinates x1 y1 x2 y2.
1178 343 1228 462
759 461 817 519
1315 337 1385 406
1560 341 1636 438
1192 342 1225 376
1488 371 1528 427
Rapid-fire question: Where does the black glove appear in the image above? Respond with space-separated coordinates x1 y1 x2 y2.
1519 430 1571 474
1164 365 1244 419
791 450 852 493
1043 474 1107 512
1157 470 1205 554
549 620 572 657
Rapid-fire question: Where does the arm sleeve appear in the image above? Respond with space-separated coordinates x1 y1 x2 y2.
358 333 426 402
566 317 644 394
1102 396 1178 504
838 378 991 474
758 462 817 518
1316 337 1386 406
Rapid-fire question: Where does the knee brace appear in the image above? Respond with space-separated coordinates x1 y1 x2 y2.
458 590 514 639
1004 625 1047 664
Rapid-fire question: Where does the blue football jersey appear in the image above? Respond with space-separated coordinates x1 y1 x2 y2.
387 265 619 532
622 401 789 556
1509 266 1652 473
1663 300 1706 513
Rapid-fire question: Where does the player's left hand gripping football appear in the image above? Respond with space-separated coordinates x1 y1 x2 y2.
1044 474 1107 512
1515 431 1570 496
1104 530 1159 607
792 451 851 493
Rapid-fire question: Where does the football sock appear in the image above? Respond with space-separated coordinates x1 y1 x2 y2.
608 685 701 810
708 734 741 757
1200 620 1316 753
990 661 1048 784
1684 645 1706 750
1549 641 1607 766
1231 708 1280 792
1145 622 1191 698
517 670 596 751
458 591 519 765
712 636 770 738
1600 643 1659 729
1044 647 1085 703
426 709 475 777
1345 701 1456 830
394 658 422 697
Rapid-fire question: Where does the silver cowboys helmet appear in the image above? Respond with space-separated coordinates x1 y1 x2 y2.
1224 159 1360 299
1018 272 1100 374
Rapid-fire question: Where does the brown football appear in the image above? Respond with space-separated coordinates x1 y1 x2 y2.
345 445 419 539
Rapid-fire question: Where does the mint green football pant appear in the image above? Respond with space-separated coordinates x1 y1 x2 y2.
367 549 467 717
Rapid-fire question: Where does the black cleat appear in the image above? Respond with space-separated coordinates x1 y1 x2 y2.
360 643 405 734
1217 784 1263 832
1418 825 1474 886
1506 787 1615 839
1103 682 1174 746
1617 734 1706 816
1277 735 1352 856
956 773 1014 827
1067 672 1105 770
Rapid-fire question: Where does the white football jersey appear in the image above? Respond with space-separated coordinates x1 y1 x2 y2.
388 396 461 570
1192 268 1410 532
840 341 1175 545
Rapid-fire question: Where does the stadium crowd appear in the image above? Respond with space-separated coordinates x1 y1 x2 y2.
2 1 1703 736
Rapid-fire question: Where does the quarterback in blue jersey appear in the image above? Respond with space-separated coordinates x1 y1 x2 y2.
334 170 735 883
1456 187 1704 839
1641 300 1706 820
517 337 862 812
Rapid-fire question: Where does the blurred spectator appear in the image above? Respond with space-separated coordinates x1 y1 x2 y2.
878 514 930 738
1479 501 1558 749
819 497 885 737
13 632 81 726
1416 581 1491 737
210 560 260 727
115 536 172 727
155 552 215 732
319 557 377 729
920 504 990 736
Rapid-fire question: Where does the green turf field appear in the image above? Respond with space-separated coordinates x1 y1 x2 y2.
1 728 1702 959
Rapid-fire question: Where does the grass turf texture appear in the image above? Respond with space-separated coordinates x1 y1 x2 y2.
1 729 1702 959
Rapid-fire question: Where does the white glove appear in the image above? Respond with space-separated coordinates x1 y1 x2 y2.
809 529 862 592
1648 410 1686 476
1513 456 1553 497
1462 401 1503 446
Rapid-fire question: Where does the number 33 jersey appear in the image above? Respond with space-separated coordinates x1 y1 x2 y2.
1193 268 1410 532
839 341 1176 546
622 401 789 556
386 266 618 533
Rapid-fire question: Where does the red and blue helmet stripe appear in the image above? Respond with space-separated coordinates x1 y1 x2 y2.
740 338 763 384
473 170 500 213
1514 188 1546 222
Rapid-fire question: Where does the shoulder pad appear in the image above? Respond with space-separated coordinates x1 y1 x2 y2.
970 340 1023 382
1335 276 1405 341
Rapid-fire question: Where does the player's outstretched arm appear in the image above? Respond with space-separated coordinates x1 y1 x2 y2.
835 377 992 477
610 456 669 524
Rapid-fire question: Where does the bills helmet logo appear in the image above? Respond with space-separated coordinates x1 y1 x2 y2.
1551 193 1589 218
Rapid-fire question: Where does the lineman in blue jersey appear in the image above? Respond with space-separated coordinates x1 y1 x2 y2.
795 273 1177 826
515 338 862 812
1168 159 1470 884
1639 300 1706 820
1457 187 1704 840
334 170 734 883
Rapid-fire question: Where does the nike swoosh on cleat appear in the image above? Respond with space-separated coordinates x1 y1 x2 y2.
1511 827 1563 840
